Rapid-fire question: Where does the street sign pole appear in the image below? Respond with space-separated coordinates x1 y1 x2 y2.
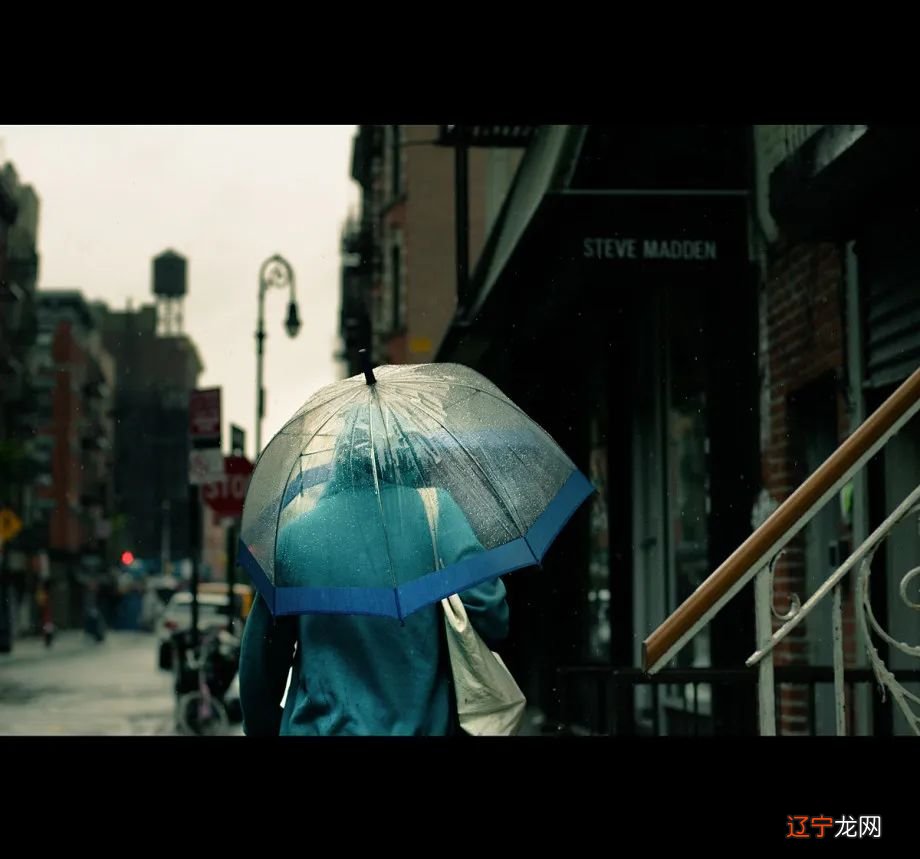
188 484 201 657
189 388 222 664
226 518 237 622
231 424 245 458
228 420 245 621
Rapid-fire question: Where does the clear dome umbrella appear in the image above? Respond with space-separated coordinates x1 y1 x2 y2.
238 355 594 620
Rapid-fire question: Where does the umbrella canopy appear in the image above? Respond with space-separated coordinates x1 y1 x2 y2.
238 361 594 620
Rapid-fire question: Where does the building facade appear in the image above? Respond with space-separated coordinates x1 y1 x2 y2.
95 300 203 573
754 124 920 736
0 164 41 645
30 291 116 629
436 125 760 735
336 124 920 735
338 125 522 376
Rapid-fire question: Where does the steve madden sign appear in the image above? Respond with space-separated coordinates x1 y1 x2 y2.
583 237 718 261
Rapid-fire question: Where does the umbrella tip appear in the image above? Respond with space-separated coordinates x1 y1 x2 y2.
358 349 377 385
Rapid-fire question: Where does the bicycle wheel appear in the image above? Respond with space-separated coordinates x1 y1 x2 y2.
177 692 229 736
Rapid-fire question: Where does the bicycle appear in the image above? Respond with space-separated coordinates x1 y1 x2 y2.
174 628 234 736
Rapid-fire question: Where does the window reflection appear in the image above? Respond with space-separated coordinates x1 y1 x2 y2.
664 289 712 722
584 415 610 662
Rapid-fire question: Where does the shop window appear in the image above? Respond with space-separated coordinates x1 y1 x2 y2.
584 415 610 662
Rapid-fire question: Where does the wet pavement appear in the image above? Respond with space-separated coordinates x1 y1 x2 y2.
0 629 240 735
0 628 546 737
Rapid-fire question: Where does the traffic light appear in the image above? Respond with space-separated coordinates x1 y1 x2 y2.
120 550 135 566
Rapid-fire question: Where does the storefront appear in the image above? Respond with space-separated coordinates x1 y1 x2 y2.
437 126 759 734
769 125 920 735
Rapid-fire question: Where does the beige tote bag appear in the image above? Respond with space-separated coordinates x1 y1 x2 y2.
418 488 526 736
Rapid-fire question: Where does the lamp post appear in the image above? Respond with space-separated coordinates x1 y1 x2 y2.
255 254 301 457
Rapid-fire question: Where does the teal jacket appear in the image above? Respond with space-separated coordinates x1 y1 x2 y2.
239 483 510 736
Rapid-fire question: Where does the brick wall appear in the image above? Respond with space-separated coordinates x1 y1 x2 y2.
763 237 860 733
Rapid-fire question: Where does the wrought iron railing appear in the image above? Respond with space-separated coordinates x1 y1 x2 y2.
643 366 920 735
554 665 920 736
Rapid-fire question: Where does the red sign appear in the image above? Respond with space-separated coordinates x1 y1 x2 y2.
190 388 222 446
202 455 253 518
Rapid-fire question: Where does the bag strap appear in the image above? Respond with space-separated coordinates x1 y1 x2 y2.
420 489 467 629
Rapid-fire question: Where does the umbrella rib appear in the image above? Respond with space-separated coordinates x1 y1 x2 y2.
367 388 404 621
394 375 575 519
396 394 539 565
271 386 368 605
275 383 364 438
390 378 576 476
387 378 546 430
391 400 520 545
386 404 430 489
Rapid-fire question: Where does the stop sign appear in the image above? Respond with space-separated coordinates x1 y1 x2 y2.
202 455 254 518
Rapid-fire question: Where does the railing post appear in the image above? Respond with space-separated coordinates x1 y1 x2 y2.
833 583 847 735
755 567 777 736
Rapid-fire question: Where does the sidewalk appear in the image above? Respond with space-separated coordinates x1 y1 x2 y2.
0 629 113 666
516 706 593 736
517 706 548 736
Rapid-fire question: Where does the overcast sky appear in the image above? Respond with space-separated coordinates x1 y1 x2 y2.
0 125 359 458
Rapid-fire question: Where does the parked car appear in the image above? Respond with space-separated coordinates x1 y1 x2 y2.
197 582 255 617
141 575 180 631
156 592 235 671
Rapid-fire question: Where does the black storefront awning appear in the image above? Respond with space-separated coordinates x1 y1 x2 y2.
437 125 539 148
436 126 587 363
769 125 920 241
468 127 587 319
436 125 751 365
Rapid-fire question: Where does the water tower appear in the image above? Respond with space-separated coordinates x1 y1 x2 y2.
152 250 187 335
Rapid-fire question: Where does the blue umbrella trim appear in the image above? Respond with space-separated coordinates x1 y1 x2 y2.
239 468 595 620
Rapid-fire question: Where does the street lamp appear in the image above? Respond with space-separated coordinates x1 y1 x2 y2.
256 254 300 457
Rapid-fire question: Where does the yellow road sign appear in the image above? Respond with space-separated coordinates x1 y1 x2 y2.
0 508 23 542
